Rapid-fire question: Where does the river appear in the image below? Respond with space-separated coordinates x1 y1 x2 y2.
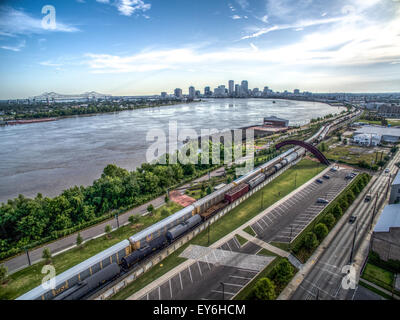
0 98 345 203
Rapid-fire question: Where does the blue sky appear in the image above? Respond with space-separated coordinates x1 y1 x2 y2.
0 0 399 99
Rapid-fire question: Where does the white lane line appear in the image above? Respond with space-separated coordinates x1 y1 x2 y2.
188 265 193 283
230 275 253 280
197 261 203 277
179 272 184 291
224 283 244 288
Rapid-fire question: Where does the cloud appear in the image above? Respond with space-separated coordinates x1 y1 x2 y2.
1 40 25 52
235 0 249 10
0 6 80 37
39 61 63 67
232 15 241 20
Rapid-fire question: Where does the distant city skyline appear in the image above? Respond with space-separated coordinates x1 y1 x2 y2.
0 0 399 99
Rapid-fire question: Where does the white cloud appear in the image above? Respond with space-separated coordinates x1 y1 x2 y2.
39 61 63 67
232 15 241 20
1 40 25 52
116 0 151 16
235 0 249 10
0 6 79 37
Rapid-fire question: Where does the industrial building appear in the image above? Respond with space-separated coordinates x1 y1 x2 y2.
354 125 400 143
264 116 289 128
353 133 381 146
372 203 400 262
390 171 400 204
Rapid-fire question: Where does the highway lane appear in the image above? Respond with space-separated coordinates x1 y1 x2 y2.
290 151 400 300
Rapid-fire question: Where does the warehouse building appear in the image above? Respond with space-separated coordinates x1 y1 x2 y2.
372 204 400 262
263 116 289 128
354 126 400 143
353 133 381 146
390 171 400 204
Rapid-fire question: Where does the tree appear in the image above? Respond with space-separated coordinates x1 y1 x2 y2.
0 264 8 284
129 215 139 225
304 232 319 250
322 213 336 229
42 247 52 264
105 225 112 239
147 204 154 216
76 233 83 248
253 278 276 300
206 186 212 195
346 190 355 204
273 259 294 286
165 195 170 204
314 223 329 241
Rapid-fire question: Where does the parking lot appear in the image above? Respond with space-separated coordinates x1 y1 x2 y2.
137 237 275 300
249 167 355 244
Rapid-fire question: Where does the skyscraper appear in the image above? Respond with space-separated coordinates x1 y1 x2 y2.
235 84 240 97
241 80 249 96
228 80 234 96
174 88 183 98
189 86 195 99
204 86 211 96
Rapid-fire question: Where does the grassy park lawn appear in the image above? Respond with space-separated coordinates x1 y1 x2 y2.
257 248 278 257
358 119 400 127
111 159 325 299
361 263 394 292
243 226 256 237
0 202 183 300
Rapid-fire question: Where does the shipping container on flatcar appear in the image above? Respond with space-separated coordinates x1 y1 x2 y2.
224 183 250 203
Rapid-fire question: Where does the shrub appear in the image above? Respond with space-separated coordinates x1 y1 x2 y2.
42 247 52 264
76 233 83 247
253 278 276 300
0 264 8 284
322 213 336 229
304 232 319 250
147 204 155 215
314 223 329 241
332 204 343 220
161 208 169 217
105 225 112 238
128 215 139 224
272 259 294 286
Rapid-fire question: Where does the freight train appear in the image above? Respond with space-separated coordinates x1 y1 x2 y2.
17 112 358 300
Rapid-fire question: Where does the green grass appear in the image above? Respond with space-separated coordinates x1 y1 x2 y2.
235 234 248 246
257 248 278 257
361 263 394 292
110 159 325 299
243 226 256 237
270 242 290 252
0 202 183 300
358 119 400 127
324 145 388 166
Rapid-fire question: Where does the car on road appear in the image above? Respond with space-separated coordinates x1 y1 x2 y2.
323 175 330 180
330 167 338 172
345 175 354 180
349 216 357 224
316 179 323 184
365 195 371 202
385 168 390 174
317 198 329 204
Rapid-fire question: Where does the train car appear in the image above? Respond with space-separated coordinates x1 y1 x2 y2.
128 204 195 250
248 173 266 189
17 240 131 300
121 245 153 270
225 183 250 203
274 163 283 171
200 201 229 220
166 215 202 242
54 263 121 300
192 183 233 215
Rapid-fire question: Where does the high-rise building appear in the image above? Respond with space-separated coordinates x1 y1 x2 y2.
228 80 234 96
174 88 183 98
189 86 195 99
235 84 240 97
294 89 300 95
204 86 211 96
241 80 249 96
161 92 168 99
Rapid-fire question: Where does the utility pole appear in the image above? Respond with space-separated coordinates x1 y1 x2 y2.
25 248 31 266
208 222 210 246
349 221 358 264
115 213 120 229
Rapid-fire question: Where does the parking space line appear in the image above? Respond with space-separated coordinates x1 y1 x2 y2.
259 218 268 228
226 240 234 251
264 215 274 224
159 286 161 300
232 237 241 249
256 220 264 230
169 279 173 298
212 290 235 296
230 275 253 280
224 283 244 288
179 272 184 290
197 261 203 277
188 265 193 283
205 255 212 270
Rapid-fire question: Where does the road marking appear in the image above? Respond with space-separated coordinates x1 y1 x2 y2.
169 279 173 298
197 261 203 277
212 290 235 296
232 237 241 249
226 240 234 251
158 286 161 300
229 275 252 280
179 272 183 290
188 265 193 283
256 221 264 230
224 283 244 288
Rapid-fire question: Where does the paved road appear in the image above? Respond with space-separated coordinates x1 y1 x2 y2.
2 167 225 274
290 151 400 300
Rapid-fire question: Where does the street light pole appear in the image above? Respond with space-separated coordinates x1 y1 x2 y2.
115 214 120 229
220 282 225 300
25 248 31 266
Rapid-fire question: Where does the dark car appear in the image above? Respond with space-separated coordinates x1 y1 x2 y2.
316 179 323 184
323 175 330 180
349 216 357 224
317 198 329 204
365 195 371 202
345 175 354 180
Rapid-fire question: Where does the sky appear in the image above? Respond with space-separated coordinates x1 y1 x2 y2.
0 0 399 99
